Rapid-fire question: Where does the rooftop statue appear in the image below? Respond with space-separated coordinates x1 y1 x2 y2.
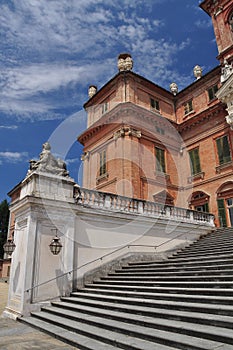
27 142 69 177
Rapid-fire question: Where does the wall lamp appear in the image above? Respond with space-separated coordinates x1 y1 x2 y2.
3 239 16 256
49 229 63 255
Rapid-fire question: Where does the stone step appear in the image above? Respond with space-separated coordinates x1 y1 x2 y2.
104 272 233 280
26 308 233 350
112 267 233 276
194 234 233 242
166 253 233 264
90 279 233 288
182 240 233 250
127 253 233 267
53 299 233 329
20 316 122 350
83 284 232 296
82 284 233 296
68 291 233 317
75 287 233 305
176 244 233 255
173 248 233 258
119 262 233 273
43 304 233 347
198 231 233 239
199 234 233 241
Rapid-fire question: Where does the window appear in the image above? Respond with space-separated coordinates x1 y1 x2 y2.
99 150 107 176
216 135 231 165
184 100 193 115
102 102 108 114
189 148 201 175
150 98 160 111
227 198 233 227
195 203 209 212
208 84 218 101
217 199 227 227
229 12 233 31
155 147 166 173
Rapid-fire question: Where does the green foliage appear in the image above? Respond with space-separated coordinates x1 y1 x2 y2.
0 199 10 259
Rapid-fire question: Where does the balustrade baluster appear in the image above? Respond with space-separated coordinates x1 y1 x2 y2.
76 188 214 225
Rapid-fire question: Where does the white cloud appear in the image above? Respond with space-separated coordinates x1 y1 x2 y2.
65 158 80 165
0 151 28 163
0 125 18 130
0 0 194 120
195 19 212 29
1 63 105 98
0 61 112 119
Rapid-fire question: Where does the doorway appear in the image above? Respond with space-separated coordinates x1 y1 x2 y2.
227 198 233 227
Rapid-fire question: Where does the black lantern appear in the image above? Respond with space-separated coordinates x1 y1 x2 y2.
49 229 62 255
3 239 16 256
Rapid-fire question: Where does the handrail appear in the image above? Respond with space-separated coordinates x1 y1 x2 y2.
25 244 157 293
25 223 205 295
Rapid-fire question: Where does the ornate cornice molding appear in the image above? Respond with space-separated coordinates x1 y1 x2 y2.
113 126 141 140
78 102 177 145
179 103 226 133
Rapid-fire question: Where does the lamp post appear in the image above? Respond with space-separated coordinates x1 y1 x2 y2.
49 229 62 255
3 239 16 256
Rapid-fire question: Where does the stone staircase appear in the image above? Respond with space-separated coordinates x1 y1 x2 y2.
20 227 233 349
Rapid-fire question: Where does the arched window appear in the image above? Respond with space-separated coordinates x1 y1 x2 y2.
217 182 233 227
189 191 209 212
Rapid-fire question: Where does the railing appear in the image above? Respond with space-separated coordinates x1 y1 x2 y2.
74 187 215 225
25 244 157 299
25 223 213 301
23 187 215 303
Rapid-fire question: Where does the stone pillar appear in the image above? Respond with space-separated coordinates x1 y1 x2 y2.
3 143 77 319
3 212 37 319
4 171 77 318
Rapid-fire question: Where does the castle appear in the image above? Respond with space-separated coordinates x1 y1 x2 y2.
78 0 233 228
3 0 233 319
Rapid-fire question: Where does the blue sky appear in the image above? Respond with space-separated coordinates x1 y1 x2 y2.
0 0 218 202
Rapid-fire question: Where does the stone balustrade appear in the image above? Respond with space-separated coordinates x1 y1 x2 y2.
74 187 215 226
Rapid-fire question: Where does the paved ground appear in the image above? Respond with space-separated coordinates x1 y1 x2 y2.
0 282 77 349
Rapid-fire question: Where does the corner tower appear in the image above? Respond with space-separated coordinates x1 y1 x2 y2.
78 54 184 204
200 0 233 64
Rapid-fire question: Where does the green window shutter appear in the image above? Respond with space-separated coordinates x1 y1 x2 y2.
217 199 227 227
156 148 165 173
189 100 193 111
216 137 223 164
216 135 231 165
208 85 218 101
99 150 106 176
223 135 231 163
150 98 155 109
151 98 160 110
203 203 209 213
103 150 106 174
189 148 201 175
208 88 214 101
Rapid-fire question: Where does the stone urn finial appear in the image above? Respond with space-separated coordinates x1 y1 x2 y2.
170 82 178 95
88 85 97 99
118 53 133 72
193 65 202 80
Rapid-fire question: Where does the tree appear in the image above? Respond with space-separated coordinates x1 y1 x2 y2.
0 199 10 259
